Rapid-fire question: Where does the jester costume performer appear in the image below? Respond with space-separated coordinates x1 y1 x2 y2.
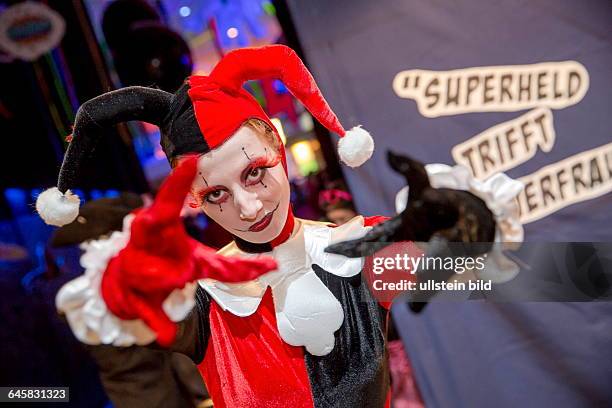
36 45 523 408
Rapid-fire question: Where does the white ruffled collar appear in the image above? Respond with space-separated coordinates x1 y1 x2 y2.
198 216 370 356
395 163 524 283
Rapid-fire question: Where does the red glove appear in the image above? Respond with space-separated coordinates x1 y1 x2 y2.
101 157 277 346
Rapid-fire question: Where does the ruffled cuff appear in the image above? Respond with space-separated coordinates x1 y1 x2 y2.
395 164 525 283
55 214 197 346
425 164 524 243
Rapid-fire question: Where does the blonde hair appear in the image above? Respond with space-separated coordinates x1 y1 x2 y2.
242 118 282 153
171 118 281 168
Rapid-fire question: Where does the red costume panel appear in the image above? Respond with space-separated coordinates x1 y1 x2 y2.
198 288 314 408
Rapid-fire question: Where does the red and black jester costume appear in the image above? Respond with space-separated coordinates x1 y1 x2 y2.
38 44 522 408
37 44 386 408
176 216 393 408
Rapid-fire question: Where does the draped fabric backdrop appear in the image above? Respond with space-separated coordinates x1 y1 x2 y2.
287 1 612 407
287 0 612 241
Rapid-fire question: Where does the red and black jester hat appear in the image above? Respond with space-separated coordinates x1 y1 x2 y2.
37 45 375 227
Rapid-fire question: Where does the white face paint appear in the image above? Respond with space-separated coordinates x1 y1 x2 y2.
190 126 290 244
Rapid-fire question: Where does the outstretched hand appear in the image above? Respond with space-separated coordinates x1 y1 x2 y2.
101 157 277 346
325 151 496 258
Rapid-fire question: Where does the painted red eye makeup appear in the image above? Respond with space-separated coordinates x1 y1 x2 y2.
198 186 230 205
242 155 281 186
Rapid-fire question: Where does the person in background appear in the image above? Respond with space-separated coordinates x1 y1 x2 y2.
318 184 358 226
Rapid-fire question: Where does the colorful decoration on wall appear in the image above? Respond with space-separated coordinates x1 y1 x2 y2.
0 2 65 61
163 0 275 46
393 61 605 224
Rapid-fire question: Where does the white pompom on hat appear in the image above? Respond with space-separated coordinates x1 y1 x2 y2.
209 45 375 167
35 87 173 227
36 187 80 227
337 126 374 167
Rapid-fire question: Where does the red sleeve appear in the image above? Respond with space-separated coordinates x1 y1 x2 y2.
363 215 390 227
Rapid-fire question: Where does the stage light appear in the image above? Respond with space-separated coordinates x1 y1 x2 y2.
4 188 27 215
179 6 191 17
90 190 104 200
262 0 276 15
299 112 314 132
226 27 239 39
290 140 319 175
291 141 313 162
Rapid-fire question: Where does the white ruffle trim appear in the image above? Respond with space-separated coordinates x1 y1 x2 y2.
395 164 524 283
55 214 197 346
425 164 524 244
199 217 371 356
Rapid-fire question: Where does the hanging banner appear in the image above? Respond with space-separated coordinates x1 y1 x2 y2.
392 61 588 118
452 107 555 180
287 0 611 240
517 142 612 223
287 3 612 407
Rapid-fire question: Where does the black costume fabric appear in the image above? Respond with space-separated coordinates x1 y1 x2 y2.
57 84 208 194
305 265 389 408
173 265 390 408
58 87 171 193
86 345 207 408
159 82 209 159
